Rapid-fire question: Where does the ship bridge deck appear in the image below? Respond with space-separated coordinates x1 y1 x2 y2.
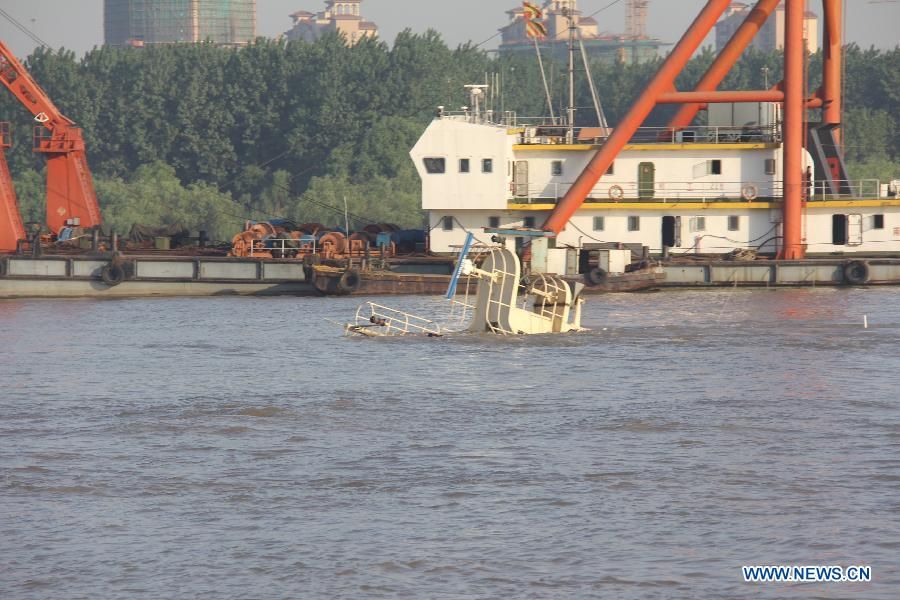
438 113 780 147
513 124 781 147
508 179 893 207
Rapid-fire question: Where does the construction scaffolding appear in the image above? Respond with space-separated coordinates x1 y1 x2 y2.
626 0 650 39
104 0 257 47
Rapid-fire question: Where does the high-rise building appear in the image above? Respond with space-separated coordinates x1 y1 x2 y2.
716 2 818 54
285 1 378 45
499 0 667 65
104 0 257 47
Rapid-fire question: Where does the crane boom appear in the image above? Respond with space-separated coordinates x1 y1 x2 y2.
0 122 25 251
0 40 101 236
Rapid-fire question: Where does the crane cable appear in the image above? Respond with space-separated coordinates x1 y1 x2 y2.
0 8 50 50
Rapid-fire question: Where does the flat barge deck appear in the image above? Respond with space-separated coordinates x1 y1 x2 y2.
1 254 899 298
0 255 315 298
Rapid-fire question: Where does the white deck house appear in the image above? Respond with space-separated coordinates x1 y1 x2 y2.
411 103 900 257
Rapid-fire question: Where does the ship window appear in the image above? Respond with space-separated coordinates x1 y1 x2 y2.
593 216 605 231
628 216 640 231
489 216 500 228
764 158 776 175
423 157 445 174
459 158 470 173
694 160 723 178
482 158 493 173
874 214 885 229
728 215 740 231
551 160 563 176
694 216 706 232
523 216 536 228
442 216 454 231
606 162 615 175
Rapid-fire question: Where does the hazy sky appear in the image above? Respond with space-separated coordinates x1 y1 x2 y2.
1 1 897 58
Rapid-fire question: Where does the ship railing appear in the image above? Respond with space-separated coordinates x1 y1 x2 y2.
437 110 550 127
625 125 780 145
350 302 443 337
809 179 883 201
436 110 548 127
517 125 781 145
511 180 783 203
445 244 496 329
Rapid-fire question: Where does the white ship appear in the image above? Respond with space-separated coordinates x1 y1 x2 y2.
411 93 900 260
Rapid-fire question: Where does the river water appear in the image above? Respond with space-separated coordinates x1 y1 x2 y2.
1 288 899 599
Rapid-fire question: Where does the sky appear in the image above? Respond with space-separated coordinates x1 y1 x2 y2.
1 0 898 58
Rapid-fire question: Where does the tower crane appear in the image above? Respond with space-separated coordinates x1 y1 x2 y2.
0 39 102 252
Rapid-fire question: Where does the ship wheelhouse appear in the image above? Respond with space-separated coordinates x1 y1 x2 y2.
411 100 900 258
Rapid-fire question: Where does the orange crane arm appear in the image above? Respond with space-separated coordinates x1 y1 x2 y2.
0 41 74 131
542 0 732 235
0 40 101 234
0 122 25 252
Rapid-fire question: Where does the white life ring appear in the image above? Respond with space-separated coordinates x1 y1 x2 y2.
741 184 758 201
608 185 624 200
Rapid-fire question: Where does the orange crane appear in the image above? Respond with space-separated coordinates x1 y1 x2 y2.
543 0 846 261
0 120 25 251
0 39 101 252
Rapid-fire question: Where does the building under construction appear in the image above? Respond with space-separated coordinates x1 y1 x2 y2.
499 0 667 65
104 0 257 47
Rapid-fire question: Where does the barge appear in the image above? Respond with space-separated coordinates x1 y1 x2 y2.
3 2 900 300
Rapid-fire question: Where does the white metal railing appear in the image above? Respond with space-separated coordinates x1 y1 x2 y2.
809 179 882 201
347 302 443 337
511 180 783 203
511 178 892 204
626 125 780 145
438 111 548 127
438 114 782 145
517 125 781 146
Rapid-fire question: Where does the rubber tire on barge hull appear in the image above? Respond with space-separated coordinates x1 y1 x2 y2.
584 267 608 286
101 263 126 287
843 260 870 285
336 269 362 295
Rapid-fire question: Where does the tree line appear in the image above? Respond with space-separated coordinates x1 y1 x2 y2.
1 33 897 242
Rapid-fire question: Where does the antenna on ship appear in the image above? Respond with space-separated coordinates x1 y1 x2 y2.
562 1 609 138
565 4 576 143
577 29 609 131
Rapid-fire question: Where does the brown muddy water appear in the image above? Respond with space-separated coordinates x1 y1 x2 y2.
1 288 899 599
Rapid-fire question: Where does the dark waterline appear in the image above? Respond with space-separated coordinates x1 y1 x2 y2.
2 289 899 598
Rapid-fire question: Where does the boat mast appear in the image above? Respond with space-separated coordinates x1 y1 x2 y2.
578 30 608 130
566 5 576 143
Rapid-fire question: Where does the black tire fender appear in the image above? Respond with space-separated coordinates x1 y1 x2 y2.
584 266 608 286
101 263 125 287
843 260 870 285
336 269 361 295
